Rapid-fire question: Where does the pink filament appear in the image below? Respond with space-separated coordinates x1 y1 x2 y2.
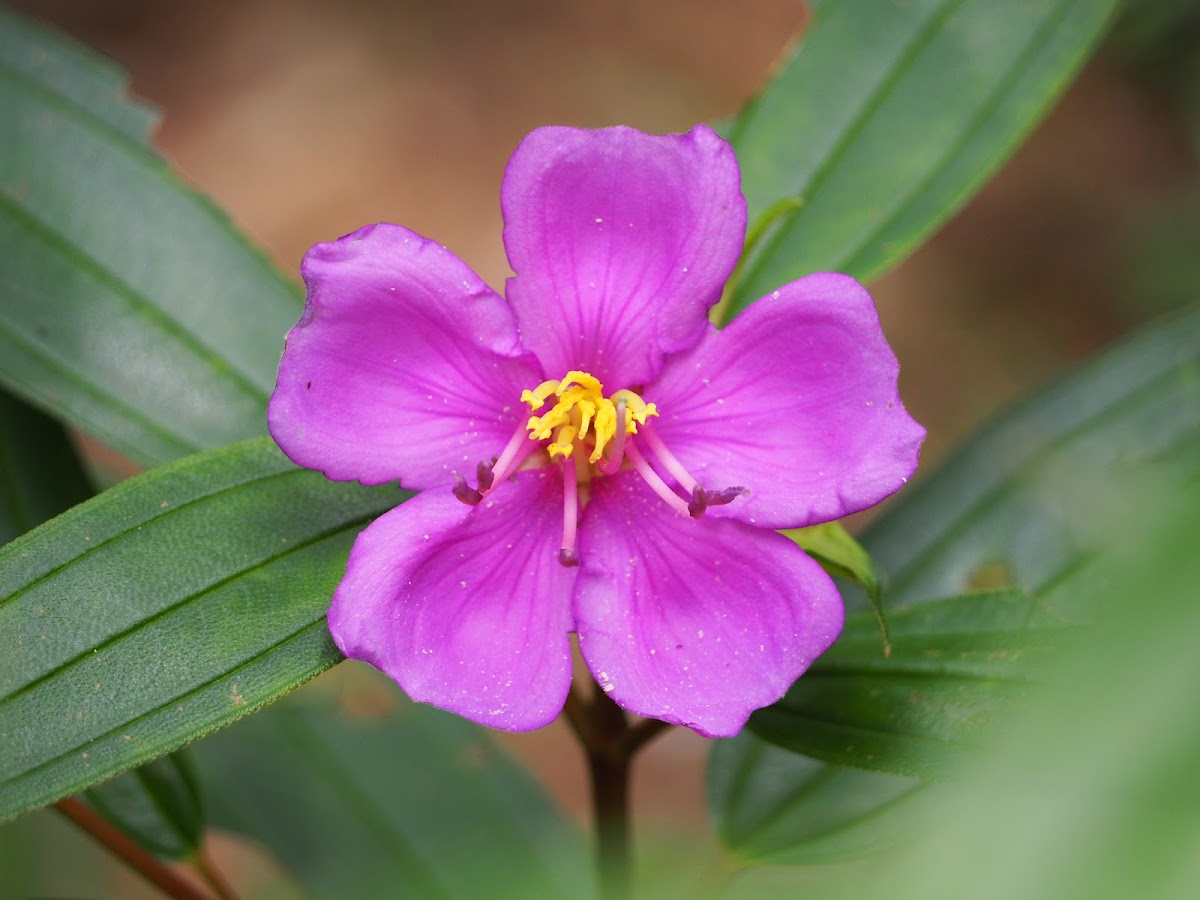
486 424 538 493
626 440 691 516
640 424 698 493
559 458 580 566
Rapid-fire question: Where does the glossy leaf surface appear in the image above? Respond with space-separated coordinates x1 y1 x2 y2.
718 468 1200 897
0 389 210 857
750 588 1068 779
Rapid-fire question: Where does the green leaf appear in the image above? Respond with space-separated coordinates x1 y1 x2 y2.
865 312 1200 614
708 730 926 866
0 388 92 546
723 0 1118 318
193 688 591 899
710 303 1200 862
0 389 209 859
787 522 889 656
0 437 400 823
83 751 203 860
0 7 301 467
855 476 1200 900
749 588 1069 779
721 466 1200 898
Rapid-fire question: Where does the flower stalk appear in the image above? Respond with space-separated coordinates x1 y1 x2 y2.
565 680 673 900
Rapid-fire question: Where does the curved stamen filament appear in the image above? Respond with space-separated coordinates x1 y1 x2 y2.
640 423 697 494
626 440 690 517
487 424 539 492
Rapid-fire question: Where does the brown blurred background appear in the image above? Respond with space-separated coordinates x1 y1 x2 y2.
8 0 1200 893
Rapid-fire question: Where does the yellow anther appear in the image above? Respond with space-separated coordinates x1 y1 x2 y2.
521 379 562 410
558 371 603 395
521 370 657 463
610 390 657 429
547 424 578 459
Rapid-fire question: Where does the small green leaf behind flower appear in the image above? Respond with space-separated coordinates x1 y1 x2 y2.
787 521 890 657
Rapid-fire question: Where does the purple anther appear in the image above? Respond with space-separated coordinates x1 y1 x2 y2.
689 485 748 518
704 485 748 507
452 474 483 506
476 459 496 492
557 548 580 568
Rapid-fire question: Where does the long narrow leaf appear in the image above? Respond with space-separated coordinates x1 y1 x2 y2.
0 8 301 466
0 438 399 822
725 0 1118 316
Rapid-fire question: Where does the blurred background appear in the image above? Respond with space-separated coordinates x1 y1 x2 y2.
5 0 1200 895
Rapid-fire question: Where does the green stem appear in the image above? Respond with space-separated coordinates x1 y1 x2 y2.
564 681 674 900
588 741 632 900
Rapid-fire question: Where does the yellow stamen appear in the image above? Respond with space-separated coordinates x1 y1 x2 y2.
520 379 562 410
522 370 657 463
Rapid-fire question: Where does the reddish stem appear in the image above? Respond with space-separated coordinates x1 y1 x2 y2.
55 797 214 900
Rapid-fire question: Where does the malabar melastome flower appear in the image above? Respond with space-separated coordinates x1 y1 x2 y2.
268 124 924 737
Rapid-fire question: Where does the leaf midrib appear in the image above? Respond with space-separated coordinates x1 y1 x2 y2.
736 0 969 298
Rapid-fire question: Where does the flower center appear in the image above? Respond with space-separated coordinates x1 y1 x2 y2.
521 370 656 465
452 369 746 568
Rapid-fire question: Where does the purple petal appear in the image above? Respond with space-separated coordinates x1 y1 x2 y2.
329 470 575 732
268 223 542 489
574 471 843 738
502 125 747 388
644 273 925 529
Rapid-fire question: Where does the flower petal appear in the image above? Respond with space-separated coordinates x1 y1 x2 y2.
329 471 575 732
645 273 925 529
268 223 542 489
502 125 746 388
574 472 843 738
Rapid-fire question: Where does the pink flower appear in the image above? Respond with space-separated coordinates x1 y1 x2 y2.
268 125 923 737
